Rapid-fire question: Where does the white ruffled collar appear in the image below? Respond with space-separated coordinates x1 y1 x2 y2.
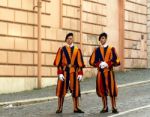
67 43 74 48
101 44 108 48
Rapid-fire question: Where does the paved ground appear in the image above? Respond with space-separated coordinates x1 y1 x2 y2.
0 81 150 117
0 69 150 103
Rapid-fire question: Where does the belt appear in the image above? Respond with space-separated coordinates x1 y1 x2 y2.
63 64 77 71
65 64 76 68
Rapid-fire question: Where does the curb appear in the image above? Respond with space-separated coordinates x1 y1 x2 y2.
1 80 150 107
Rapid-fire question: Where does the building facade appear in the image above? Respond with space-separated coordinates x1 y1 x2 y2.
0 0 149 94
148 0 150 68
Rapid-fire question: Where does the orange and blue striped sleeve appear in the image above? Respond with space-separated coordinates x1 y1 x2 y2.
89 48 101 67
53 48 63 74
109 47 120 67
77 49 85 75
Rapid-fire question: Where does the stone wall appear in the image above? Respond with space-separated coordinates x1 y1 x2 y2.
124 0 148 69
148 0 150 68
0 0 52 93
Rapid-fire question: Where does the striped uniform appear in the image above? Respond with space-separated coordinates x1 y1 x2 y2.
53 46 85 97
89 46 120 97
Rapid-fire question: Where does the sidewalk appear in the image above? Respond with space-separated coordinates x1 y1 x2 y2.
0 69 150 104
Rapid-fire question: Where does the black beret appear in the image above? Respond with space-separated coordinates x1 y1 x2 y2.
65 32 73 41
99 32 107 41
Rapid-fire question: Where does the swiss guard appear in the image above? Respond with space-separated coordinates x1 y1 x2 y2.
89 32 120 114
53 32 85 113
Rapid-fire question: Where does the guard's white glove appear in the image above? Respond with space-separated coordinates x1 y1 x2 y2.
77 75 83 81
99 62 105 69
102 62 108 68
99 62 108 69
104 62 108 67
58 74 64 81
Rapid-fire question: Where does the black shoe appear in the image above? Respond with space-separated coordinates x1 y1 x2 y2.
112 108 119 114
100 107 108 113
56 109 62 114
74 108 84 113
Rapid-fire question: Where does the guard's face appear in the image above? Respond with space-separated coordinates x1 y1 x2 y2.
66 36 73 45
100 36 107 45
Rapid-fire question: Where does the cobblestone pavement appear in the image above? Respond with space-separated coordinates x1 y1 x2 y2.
0 69 150 103
0 81 150 117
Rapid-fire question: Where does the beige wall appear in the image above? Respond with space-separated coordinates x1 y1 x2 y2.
0 78 37 94
105 0 119 50
0 0 149 94
124 0 147 69
0 0 53 93
148 0 150 68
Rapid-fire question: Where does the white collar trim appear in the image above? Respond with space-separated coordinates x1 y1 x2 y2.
101 44 108 48
67 43 74 47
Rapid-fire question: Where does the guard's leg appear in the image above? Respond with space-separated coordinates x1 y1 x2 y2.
111 96 118 114
73 97 84 113
100 96 108 113
56 96 64 113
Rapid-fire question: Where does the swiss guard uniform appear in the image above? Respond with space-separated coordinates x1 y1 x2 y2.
89 45 120 97
53 33 85 113
89 32 120 113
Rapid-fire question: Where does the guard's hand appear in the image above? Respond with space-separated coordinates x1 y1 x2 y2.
99 62 105 69
58 74 64 81
103 62 108 68
77 75 83 81
99 62 108 69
